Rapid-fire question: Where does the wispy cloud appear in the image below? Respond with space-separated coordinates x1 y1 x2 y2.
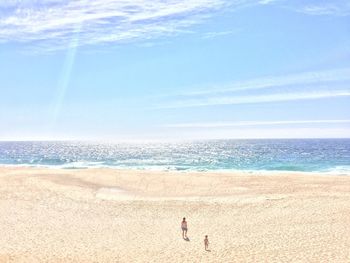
156 90 350 109
0 0 348 50
153 68 350 109
202 30 238 39
171 68 350 97
258 0 278 5
164 119 350 128
0 0 232 49
296 1 350 16
258 0 350 16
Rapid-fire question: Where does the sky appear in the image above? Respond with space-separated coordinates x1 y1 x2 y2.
0 0 350 141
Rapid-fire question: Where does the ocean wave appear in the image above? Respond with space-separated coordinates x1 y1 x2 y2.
320 166 350 175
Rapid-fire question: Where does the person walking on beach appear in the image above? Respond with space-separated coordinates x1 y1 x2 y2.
181 217 188 239
204 235 209 251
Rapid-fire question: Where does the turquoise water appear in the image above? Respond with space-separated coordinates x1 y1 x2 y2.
0 139 349 173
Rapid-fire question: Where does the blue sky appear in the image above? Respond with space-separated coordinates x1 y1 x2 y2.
0 0 350 140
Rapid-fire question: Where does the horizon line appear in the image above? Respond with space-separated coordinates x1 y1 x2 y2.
1 137 350 143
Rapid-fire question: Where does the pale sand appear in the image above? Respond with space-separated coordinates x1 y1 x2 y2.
0 167 350 262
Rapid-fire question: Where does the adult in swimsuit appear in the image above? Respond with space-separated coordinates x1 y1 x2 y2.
181 217 188 239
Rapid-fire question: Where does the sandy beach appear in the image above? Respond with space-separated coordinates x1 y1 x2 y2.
0 167 349 262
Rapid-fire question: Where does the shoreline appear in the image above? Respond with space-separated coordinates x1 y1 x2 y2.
1 164 349 177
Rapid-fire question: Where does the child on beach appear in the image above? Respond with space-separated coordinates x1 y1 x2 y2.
204 235 209 251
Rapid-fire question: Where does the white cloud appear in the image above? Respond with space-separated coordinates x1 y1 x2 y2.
160 120 350 139
172 68 350 97
168 128 350 139
164 119 350 128
0 0 231 49
258 0 278 5
202 30 237 39
0 0 348 50
157 90 350 108
153 67 350 109
0 0 348 53
297 2 350 16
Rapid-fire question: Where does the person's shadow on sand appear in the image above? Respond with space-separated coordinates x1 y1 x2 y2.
183 237 190 241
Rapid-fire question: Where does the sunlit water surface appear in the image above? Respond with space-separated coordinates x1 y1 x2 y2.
0 139 349 173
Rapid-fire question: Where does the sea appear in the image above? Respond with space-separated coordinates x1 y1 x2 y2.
0 139 349 174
